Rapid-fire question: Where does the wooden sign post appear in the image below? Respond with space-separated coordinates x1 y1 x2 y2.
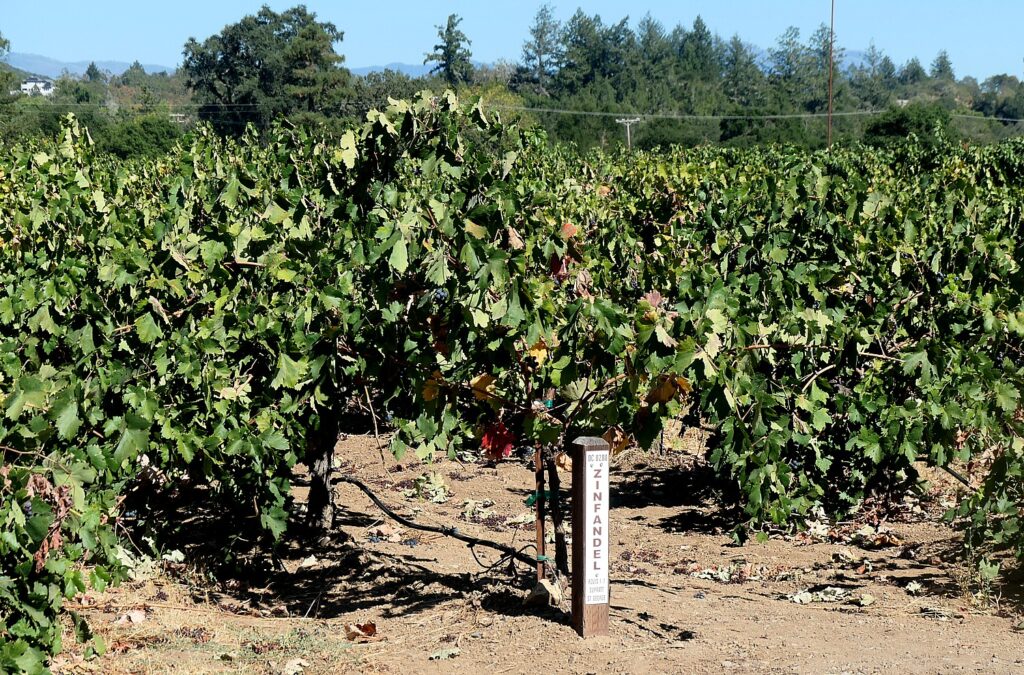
571 436 610 637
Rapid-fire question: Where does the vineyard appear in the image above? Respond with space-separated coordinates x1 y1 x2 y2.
1 92 1023 672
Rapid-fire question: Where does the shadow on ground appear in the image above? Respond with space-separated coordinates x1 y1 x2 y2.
122 483 574 624
125 452 1023 625
610 455 741 535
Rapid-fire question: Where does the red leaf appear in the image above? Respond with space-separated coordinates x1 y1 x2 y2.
481 422 515 461
548 254 570 281
642 291 664 308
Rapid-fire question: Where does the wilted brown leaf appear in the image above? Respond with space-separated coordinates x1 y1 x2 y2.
344 621 383 642
554 451 572 472
114 609 147 625
602 427 630 456
506 226 524 250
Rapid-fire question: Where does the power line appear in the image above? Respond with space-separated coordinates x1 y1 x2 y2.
4 101 281 110
951 113 1024 123
488 104 886 121
493 105 1024 125
11 99 1024 125
8 101 876 124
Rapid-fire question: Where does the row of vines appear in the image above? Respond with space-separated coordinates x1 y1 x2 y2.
1 93 1022 672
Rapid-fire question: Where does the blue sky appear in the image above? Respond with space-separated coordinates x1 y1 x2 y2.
2 1 1021 79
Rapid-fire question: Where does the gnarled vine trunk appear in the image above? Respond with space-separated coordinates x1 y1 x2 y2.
546 452 570 577
306 408 339 533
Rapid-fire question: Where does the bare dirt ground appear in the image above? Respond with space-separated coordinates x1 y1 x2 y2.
53 434 1024 674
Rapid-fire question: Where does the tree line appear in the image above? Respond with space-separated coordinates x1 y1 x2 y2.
3 4 1024 153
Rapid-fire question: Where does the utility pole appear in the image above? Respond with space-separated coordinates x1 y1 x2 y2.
615 117 641 150
827 0 836 148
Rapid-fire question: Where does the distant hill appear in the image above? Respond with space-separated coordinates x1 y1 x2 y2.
349 60 495 78
350 62 434 78
0 60 33 81
3 52 174 78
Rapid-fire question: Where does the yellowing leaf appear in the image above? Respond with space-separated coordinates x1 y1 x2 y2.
336 131 358 169
647 378 677 404
423 371 443 402
655 324 677 348
470 373 496 400
646 375 691 404
528 339 548 366
465 220 488 239
219 379 252 401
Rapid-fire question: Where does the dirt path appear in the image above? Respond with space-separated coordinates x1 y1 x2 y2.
55 436 1024 674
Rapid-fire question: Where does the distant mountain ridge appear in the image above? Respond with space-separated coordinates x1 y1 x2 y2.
350 62 434 78
3 52 174 78
349 60 492 78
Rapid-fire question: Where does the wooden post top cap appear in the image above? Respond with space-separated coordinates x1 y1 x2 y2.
573 437 610 451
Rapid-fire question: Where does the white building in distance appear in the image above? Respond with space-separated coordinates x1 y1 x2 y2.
19 77 55 96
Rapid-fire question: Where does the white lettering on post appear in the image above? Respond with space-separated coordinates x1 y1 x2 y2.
583 450 609 604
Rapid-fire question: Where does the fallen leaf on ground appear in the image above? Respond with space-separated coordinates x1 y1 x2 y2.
789 591 814 605
505 512 533 526
114 609 147 625
524 579 563 607
788 586 850 604
853 524 903 549
919 606 961 621
108 639 144 654
429 647 461 661
344 621 382 643
367 524 404 543
279 658 310 675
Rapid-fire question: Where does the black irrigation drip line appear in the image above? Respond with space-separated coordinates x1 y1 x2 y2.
335 474 538 568
468 541 537 572
914 455 972 488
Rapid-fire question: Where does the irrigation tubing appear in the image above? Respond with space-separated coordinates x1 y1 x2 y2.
334 474 537 568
